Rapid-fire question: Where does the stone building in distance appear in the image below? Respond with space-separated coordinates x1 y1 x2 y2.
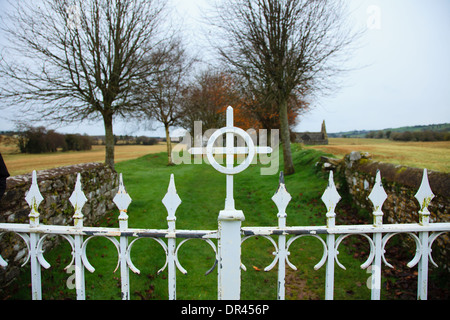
293 120 328 145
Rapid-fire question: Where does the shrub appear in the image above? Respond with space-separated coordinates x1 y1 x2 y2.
17 126 66 153
64 134 92 151
136 136 157 145
16 126 92 153
390 130 449 142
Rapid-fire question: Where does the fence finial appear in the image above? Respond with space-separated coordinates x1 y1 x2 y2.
25 171 43 226
321 171 341 228
368 170 387 226
272 171 291 219
69 173 88 228
113 173 132 228
162 174 182 225
414 169 434 225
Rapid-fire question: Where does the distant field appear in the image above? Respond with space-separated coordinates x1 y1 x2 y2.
2 137 449 175
0 144 167 176
306 138 450 173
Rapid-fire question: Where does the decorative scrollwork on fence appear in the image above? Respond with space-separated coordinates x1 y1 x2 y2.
0 139 449 301
286 234 328 271
36 234 75 270
381 232 421 269
428 232 449 268
334 233 375 270
240 234 279 272
175 238 217 275
0 232 31 267
126 237 168 275
81 235 121 273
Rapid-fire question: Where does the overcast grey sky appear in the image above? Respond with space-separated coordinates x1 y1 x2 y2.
0 0 449 136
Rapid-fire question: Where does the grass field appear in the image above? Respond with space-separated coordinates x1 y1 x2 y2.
7 147 380 300
0 144 167 176
5 146 447 300
306 138 450 173
1 137 448 176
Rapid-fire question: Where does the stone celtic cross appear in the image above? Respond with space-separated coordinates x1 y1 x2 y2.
189 106 272 220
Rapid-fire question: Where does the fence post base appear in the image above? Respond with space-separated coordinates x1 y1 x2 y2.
217 210 243 300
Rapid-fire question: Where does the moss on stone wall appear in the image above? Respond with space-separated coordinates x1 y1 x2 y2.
0 163 118 291
319 151 449 271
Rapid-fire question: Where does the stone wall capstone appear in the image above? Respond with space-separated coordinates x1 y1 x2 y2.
0 163 119 293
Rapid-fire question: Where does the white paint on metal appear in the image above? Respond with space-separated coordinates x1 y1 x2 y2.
271 172 291 221
24 171 43 299
189 106 273 299
381 232 422 269
113 173 132 226
321 171 341 300
189 106 272 220
367 170 387 299
217 220 242 300
286 235 328 271
368 170 387 226
162 174 182 300
415 169 435 226
70 173 88 228
25 171 43 227
321 171 341 228
0 111 449 301
414 169 434 300
162 174 181 224
334 233 375 270
418 231 429 300
325 233 335 300
113 173 132 299
126 237 168 275
273 172 289 300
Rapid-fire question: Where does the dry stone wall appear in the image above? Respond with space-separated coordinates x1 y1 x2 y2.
319 152 449 271
0 163 118 292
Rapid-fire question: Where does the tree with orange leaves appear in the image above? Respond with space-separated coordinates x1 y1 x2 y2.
179 69 309 136
178 69 241 134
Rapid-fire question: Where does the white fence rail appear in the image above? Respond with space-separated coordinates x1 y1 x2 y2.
1 107 449 300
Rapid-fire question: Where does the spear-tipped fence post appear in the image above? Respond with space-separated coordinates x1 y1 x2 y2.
414 169 435 300
368 170 387 300
69 173 87 229
321 171 341 300
162 174 181 300
69 173 88 300
25 171 43 300
271 172 291 300
113 173 132 300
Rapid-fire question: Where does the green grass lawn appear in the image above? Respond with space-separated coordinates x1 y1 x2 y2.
7 145 376 300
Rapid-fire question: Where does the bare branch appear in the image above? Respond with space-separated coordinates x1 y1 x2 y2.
207 0 362 174
0 0 172 167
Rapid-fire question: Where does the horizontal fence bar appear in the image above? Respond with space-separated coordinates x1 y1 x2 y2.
0 224 217 239
1 159 448 300
242 223 450 236
3 222 449 238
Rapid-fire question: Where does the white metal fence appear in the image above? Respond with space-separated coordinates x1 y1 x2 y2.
1 107 449 300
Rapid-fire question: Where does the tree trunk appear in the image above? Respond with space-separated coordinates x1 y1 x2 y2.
279 99 295 175
103 111 115 169
165 123 173 166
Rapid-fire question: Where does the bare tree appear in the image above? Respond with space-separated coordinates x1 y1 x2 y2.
137 40 193 165
209 0 360 175
0 0 169 168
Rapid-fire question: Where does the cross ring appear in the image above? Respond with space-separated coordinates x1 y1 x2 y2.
206 127 255 175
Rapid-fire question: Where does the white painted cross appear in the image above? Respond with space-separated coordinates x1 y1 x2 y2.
189 106 272 219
